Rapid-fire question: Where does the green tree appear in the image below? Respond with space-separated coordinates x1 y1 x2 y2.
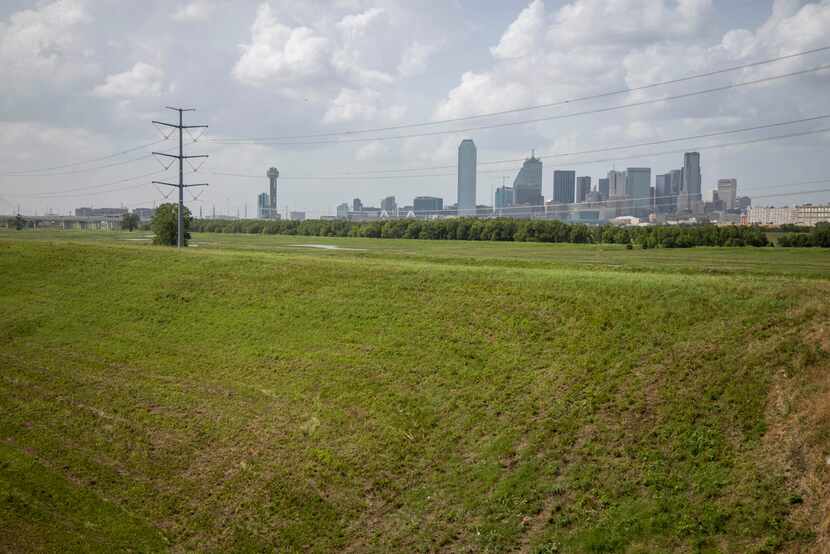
151 203 192 246
14 214 26 231
121 212 140 232
813 222 830 247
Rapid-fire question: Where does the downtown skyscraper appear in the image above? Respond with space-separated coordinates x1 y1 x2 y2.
678 152 701 213
457 139 477 215
553 170 576 204
576 176 591 203
512 152 544 207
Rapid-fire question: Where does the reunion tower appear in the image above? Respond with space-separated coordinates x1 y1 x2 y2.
267 167 279 218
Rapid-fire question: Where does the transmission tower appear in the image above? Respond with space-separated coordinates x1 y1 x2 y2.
152 107 209 248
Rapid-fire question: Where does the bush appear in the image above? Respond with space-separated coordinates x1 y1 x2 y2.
152 203 192 246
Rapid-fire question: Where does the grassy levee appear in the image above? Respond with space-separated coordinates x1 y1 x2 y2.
1 234 829 552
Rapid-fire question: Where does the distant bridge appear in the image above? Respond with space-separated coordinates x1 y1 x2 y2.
0 214 127 230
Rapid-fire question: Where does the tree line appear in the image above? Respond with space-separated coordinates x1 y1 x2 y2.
777 223 830 247
190 217 774 248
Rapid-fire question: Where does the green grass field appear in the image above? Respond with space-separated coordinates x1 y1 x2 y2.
1 229 829 552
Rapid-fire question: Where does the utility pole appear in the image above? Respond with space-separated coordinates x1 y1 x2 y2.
152 107 209 248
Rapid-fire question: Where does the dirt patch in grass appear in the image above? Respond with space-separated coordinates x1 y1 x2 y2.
764 316 830 552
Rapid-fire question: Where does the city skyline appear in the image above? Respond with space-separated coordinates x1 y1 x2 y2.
334 141 755 223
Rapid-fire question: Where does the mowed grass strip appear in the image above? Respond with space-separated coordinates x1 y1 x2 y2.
0 238 828 552
5 229 830 279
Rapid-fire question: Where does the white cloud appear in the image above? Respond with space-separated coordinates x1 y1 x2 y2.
398 41 440 78
491 0 545 60
232 3 441 93
434 71 535 121
0 0 95 94
549 0 713 47
436 0 720 122
355 141 389 161
172 1 214 22
93 62 165 98
323 88 405 124
233 2 433 128
232 4 331 87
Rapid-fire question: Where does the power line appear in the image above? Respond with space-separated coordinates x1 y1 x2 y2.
1 138 169 176
4 169 172 198
1 153 156 177
211 64 830 145
209 45 830 142
0 144 182 178
217 114 830 177
211 124 830 181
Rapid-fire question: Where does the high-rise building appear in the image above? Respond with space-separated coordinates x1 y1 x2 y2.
513 152 544 207
336 203 350 219
495 186 514 209
576 176 591 203
678 152 702 213
625 167 652 218
257 192 270 219
598 177 610 200
381 196 397 214
607 170 626 198
553 170 576 204
267 167 279 219
655 173 671 214
669 169 682 214
353 198 363 212
289 211 306 221
457 139 477 215
717 178 738 211
413 196 443 213
606 170 627 216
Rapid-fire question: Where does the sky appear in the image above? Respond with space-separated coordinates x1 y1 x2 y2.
1 0 829 217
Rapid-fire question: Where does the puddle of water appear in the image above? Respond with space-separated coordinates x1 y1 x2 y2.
289 244 366 251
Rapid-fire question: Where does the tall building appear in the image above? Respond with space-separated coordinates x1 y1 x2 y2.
625 167 652 218
257 192 270 219
266 167 279 219
606 170 627 216
457 139 477 215
353 198 363 212
336 203 350 219
669 169 683 213
607 170 626 198
655 173 671 214
717 178 738 210
553 170 576 205
598 177 610 200
413 196 443 213
381 196 397 214
495 186 514 209
576 176 591 203
678 152 702 213
513 152 544 207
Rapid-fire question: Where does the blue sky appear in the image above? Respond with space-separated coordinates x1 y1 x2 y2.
1 0 828 216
